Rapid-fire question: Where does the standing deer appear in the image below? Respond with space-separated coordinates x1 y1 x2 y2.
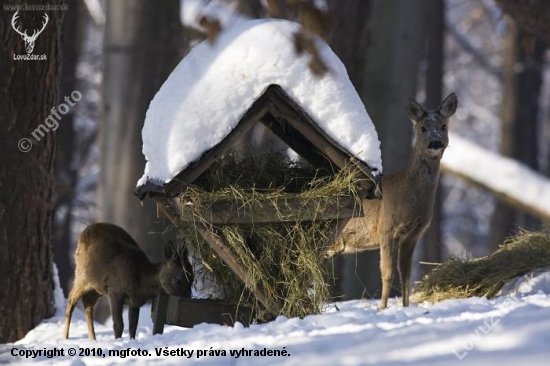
327 93 458 308
64 223 193 340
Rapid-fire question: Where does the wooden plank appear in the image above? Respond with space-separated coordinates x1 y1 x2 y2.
151 293 168 335
176 196 363 224
165 296 255 327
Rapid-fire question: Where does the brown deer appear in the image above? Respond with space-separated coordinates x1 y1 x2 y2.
63 223 193 340
326 93 458 309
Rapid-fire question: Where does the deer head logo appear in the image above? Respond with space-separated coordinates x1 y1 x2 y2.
11 11 49 54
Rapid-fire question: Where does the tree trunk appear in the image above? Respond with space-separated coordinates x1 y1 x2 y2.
327 0 370 93
99 0 183 263
362 0 427 173
490 17 518 250
547 114 550 178
345 0 428 300
489 17 544 250
494 0 550 46
0 2 64 342
422 0 445 265
513 32 544 230
323 0 370 298
54 0 84 296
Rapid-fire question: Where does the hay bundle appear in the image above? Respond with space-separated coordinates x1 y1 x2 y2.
174 151 363 318
413 229 550 303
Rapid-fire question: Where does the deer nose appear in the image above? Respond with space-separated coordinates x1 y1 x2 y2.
428 141 445 150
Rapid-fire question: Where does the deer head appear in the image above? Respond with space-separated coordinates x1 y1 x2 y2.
11 11 49 54
405 93 458 159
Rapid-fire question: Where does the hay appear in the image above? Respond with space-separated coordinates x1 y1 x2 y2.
174 150 363 318
413 229 550 303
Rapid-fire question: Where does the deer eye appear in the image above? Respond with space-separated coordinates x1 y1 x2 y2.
421 126 427 133
441 124 447 131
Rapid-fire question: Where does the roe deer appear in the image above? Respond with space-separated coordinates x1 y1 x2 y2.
326 93 458 308
63 223 193 340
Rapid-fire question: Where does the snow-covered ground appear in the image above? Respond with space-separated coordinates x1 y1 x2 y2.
3 271 550 365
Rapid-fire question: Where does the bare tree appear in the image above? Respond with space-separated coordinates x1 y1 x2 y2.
325 0 371 297
422 0 445 265
490 17 545 249
326 0 370 92
494 0 550 46
345 0 428 300
96 0 186 321
99 0 184 262
54 0 84 295
0 3 64 342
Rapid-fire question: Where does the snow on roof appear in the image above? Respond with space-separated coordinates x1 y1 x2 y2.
137 18 382 188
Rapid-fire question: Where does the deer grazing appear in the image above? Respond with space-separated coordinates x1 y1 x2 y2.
11 11 49 54
326 93 458 309
64 223 193 340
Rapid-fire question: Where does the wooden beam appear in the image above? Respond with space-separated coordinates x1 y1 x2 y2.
151 293 168 335
165 296 255 327
176 196 363 224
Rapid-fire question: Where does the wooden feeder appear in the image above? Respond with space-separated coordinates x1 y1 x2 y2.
135 84 381 333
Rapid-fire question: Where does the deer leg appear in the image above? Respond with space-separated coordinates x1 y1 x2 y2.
379 237 397 309
82 290 101 340
108 294 124 338
398 241 417 307
128 306 140 340
64 283 85 339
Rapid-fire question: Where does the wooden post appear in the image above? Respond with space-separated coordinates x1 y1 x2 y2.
152 293 168 335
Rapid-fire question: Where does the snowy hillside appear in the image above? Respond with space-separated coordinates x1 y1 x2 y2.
3 271 550 365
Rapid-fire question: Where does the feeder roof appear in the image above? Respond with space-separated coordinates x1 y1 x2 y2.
136 19 382 195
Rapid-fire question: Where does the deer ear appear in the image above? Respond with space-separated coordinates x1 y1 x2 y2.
405 97 425 122
438 93 458 118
